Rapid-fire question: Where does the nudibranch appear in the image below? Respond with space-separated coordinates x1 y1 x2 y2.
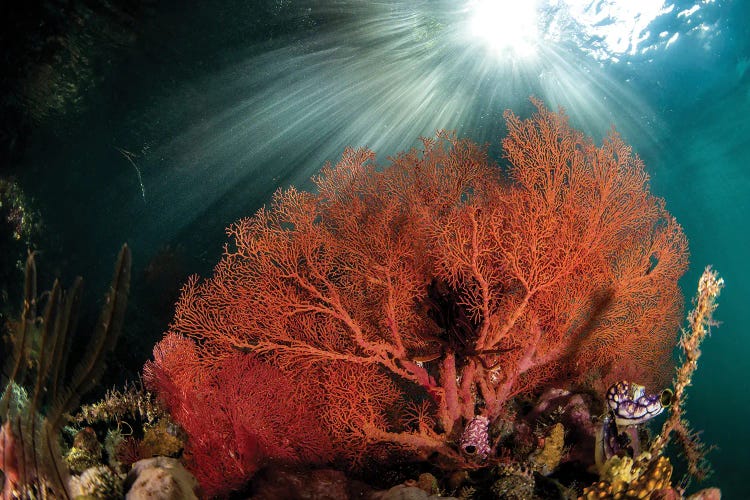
596 381 674 468
606 381 673 426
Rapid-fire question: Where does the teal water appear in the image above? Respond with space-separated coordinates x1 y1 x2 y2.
3 0 748 496
653 87 750 492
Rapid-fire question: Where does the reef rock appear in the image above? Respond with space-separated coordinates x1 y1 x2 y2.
251 467 351 500
491 472 536 500
687 488 721 500
124 457 199 500
370 484 454 500
68 465 123 498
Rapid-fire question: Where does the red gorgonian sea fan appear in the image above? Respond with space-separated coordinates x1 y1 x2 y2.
144 333 333 497
146 99 688 468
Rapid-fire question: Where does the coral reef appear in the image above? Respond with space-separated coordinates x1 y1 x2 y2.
526 388 599 469
139 419 184 460
582 267 725 498
68 101 721 499
147 100 689 493
0 99 723 498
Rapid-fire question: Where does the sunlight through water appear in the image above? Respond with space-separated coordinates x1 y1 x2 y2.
468 0 540 58
137 0 720 251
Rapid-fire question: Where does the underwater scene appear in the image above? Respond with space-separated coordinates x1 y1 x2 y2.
1 0 748 499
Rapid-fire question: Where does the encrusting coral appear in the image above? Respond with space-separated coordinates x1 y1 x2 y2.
64 427 103 474
529 422 565 475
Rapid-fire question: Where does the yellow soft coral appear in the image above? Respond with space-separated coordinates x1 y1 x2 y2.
581 456 673 500
599 455 635 485
627 456 672 497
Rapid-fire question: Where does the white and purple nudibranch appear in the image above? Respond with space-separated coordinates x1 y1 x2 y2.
606 381 672 426
459 415 491 460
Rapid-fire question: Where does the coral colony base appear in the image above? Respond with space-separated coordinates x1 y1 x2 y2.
1 101 724 499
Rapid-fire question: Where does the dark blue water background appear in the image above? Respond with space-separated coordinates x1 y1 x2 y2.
11 0 749 495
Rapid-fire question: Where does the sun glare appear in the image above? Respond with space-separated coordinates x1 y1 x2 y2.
469 0 539 58
142 0 721 247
